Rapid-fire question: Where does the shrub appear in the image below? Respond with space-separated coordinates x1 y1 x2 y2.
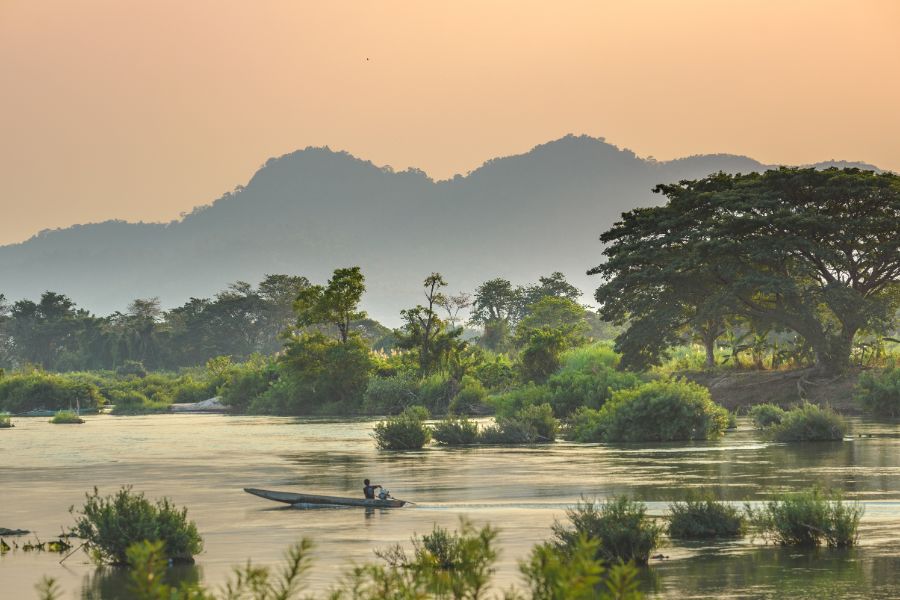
667 495 745 539
749 403 786 429
766 404 848 442
417 373 456 415
363 374 420 415
473 354 516 391
551 497 662 565
70 486 203 565
855 367 900 417
448 377 487 414
747 489 863 547
115 360 148 378
110 390 170 415
479 403 558 444
218 360 278 413
50 410 84 424
566 406 605 443
0 412 12 428
547 344 641 416
486 383 552 417
432 417 479 446
597 379 729 442
0 371 102 414
373 406 432 450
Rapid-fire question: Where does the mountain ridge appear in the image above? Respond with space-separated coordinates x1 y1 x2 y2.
0 135 884 324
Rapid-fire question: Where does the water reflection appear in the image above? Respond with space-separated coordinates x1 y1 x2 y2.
81 563 202 600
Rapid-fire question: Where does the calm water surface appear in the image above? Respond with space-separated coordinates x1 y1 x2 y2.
2 414 900 599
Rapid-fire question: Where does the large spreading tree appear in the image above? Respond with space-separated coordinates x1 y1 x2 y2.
591 168 900 373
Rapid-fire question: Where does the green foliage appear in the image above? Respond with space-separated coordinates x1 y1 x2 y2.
417 372 457 414
294 266 366 343
518 327 568 383
592 168 900 373
116 360 148 378
487 383 553 417
749 403 786 429
480 403 558 444
547 344 642 416
448 376 487 414
50 410 85 424
747 489 863 547
566 407 605 443
70 486 203 565
552 497 662 565
362 374 420 414
597 379 729 442
110 390 170 415
372 406 432 450
855 367 900 417
0 412 12 428
765 404 848 442
667 495 745 539
0 371 102 414
519 537 642 600
432 416 480 445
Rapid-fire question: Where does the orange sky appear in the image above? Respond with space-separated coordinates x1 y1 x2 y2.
1 0 898 245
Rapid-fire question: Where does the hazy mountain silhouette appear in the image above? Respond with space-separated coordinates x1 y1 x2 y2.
0 135 881 324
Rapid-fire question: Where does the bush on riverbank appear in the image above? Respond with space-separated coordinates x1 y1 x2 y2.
49 410 84 424
551 497 662 565
373 406 432 450
0 412 11 428
362 373 420 414
0 371 102 414
747 489 863 547
749 403 785 429
110 390 170 415
765 404 847 442
855 367 900 417
70 486 203 565
479 403 558 444
668 495 745 539
547 345 642 417
432 416 480 445
595 379 729 442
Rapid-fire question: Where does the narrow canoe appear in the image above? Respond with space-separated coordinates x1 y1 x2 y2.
244 488 407 508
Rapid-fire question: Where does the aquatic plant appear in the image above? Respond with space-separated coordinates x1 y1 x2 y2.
749 403 785 429
765 404 847 442
595 378 729 442
431 417 479 445
69 486 203 565
667 495 745 539
0 412 12 428
551 496 662 565
49 410 84 424
747 489 863 547
479 403 559 444
110 390 170 415
372 406 432 450
855 367 900 418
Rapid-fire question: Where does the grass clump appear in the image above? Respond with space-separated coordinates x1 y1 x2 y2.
432 417 479 445
0 412 12 428
855 367 900 418
110 390 171 415
70 486 203 565
749 403 785 429
373 406 432 450
49 410 84 424
747 489 863 548
551 497 662 565
595 379 729 442
667 494 745 539
765 404 847 442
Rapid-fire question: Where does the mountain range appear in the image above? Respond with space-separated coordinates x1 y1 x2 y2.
0 135 880 325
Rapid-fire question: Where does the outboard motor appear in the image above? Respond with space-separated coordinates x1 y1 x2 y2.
378 488 392 500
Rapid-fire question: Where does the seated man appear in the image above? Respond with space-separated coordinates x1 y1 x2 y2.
363 478 382 499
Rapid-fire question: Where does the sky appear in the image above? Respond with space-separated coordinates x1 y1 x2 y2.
1 0 898 245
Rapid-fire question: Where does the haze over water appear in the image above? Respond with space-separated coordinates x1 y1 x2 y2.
3 414 900 599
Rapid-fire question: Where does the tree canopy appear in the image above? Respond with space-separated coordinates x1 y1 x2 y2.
591 167 900 372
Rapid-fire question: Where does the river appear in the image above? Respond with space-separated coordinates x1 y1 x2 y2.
2 414 900 599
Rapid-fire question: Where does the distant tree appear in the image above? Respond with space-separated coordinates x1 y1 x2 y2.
592 168 900 373
294 267 366 343
397 273 463 373
471 278 520 351
517 272 581 318
517 296 589 347
440 292 473 330
518 327 568 383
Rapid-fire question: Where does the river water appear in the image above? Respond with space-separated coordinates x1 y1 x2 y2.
2 414 900 599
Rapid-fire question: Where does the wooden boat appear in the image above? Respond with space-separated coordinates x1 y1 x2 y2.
244 488 408 508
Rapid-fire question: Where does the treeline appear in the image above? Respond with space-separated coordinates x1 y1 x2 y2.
0 275 390 372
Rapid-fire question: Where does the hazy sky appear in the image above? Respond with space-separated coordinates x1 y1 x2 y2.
2 0 898 245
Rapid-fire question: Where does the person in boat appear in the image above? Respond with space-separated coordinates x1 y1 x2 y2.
363 479 382 500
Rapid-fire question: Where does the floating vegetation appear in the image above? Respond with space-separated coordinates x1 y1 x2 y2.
1 536 71 554
49 410 85 424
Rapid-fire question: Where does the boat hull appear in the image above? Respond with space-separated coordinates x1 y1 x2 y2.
244 488 407 508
